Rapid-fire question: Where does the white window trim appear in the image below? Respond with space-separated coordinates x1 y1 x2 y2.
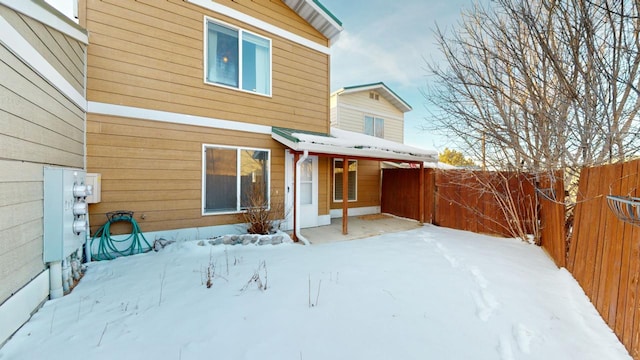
203 16 273 97
0 13 86 111
364 115 384 138
332 158 357 203
202 144 271 215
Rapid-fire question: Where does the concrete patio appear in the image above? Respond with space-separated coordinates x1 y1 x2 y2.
301 213 422 244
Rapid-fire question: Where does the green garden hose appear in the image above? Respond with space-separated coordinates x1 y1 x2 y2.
90 211 152 261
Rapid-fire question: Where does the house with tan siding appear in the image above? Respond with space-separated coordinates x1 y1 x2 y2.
80 0 436 244
79 0 345 242
328 82 416 217
0 0 88 347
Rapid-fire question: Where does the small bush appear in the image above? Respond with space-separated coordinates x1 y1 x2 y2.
242 180 287 235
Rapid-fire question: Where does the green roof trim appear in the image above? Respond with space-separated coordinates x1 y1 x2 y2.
312 0 342 27
272 126 332 143
341 82 412 112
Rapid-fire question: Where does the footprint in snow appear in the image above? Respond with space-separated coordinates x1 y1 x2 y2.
470 266 488 289
435 242 460 268
473 288 499 321
498 335 515 360
513 323 535 354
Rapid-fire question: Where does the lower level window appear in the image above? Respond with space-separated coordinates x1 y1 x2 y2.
203 145 270 213
333 159 357 202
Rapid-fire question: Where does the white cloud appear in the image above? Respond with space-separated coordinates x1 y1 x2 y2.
328 1 462 91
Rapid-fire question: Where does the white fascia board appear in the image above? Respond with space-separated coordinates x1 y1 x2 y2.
0 13 87 111
88 102 272 135
297 142 436 163
272 131 437 162
0 0 88 44
186 0 330 55
0 270 49 347
271 132 300 150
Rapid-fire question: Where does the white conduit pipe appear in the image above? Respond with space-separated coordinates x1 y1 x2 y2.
295 150 310 245
49 261 63 299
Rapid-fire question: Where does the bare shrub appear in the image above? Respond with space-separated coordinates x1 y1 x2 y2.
242 179 288 235
436 169 540 244
241 260 268 292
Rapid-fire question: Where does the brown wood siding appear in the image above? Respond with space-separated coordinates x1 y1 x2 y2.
83 0 330 134
0 6 85 94
381 168 436 223
86 114 286 234
203 0 328 45
537 171 566 268
330 159 381 209
317 157 329 215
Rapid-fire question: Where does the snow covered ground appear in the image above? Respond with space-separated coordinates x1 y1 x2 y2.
0 225 631 360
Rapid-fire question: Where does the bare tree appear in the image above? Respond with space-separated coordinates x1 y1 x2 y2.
424 0 640 187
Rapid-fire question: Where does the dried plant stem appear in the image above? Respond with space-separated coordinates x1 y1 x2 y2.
97 322 108 346
315 280 322 307
159 267 166 306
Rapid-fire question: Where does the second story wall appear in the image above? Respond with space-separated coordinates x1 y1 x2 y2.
331 90 405 143
81 0 330 133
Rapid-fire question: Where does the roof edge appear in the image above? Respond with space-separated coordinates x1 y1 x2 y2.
335 82 413 112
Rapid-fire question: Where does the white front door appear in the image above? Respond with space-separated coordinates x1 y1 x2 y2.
284 151 318 229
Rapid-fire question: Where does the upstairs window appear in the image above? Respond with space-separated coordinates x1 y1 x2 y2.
205 18 272 96
364 115 384 138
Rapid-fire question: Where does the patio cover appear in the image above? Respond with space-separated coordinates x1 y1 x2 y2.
272 127 437 240
272 127 438 163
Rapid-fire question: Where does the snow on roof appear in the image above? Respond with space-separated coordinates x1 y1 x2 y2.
272 127 437 163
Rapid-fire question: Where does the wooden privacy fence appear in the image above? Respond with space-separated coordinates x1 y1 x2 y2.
381 168 566 267
569 159 640 358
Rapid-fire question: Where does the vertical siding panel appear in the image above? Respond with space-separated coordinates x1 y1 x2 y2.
614 161 639 343
568 166 590 272
598 163 624 326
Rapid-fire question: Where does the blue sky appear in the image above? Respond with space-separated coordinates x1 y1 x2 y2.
320 0 474 151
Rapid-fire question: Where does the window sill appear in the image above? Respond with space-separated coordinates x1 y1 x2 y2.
203 80 272 98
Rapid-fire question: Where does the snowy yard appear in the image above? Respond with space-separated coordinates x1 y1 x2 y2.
0 225 631 360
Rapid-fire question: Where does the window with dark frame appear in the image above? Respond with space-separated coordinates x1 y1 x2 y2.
333 159 357 202
204 146 270 214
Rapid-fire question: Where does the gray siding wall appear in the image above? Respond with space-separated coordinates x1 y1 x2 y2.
0 4 86 305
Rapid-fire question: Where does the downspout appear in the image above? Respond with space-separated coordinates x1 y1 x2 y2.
295 150 310 245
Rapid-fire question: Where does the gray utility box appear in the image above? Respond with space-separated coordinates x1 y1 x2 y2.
43 167 90 263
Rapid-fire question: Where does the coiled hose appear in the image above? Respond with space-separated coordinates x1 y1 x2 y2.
90 211 152 261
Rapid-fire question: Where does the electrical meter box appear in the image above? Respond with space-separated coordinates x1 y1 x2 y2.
43 167 91 263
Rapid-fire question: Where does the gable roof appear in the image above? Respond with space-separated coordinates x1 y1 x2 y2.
333 82 412 113
281 0 343 42
272 126 437 163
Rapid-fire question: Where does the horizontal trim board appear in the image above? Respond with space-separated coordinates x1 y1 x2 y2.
186 0 330 55
0 13 86 111
0 269 49 347
88 102 272 135
330 206 381 218
0 1 87 44
337 103 404 122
